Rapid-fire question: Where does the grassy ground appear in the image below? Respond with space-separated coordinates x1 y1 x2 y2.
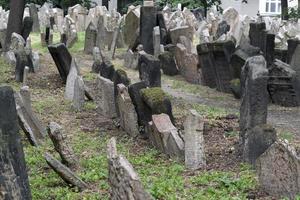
0 32 264 200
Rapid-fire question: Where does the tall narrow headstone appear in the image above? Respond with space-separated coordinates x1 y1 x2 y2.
29 3 40 32
184 110 206 170
153 26 161 57
140 2 157 54
0 86 32 200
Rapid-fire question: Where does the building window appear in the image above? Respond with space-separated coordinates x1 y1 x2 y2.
265 0 281 13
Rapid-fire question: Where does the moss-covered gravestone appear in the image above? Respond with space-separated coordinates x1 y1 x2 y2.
140 87 174 123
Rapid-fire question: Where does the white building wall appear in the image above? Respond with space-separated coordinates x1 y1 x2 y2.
221 0 260 17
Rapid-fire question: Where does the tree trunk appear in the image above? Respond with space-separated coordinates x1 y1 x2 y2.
281 0 289 20
201 0 208 18
4 0 25 51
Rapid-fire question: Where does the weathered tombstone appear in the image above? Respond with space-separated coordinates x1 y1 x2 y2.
72 76 85 111
0 86 31 200
175 43 200 84
65 59 79 100
45 153 88 191
262 31 275 68
157 11 167 45
169 26 194 45
197 40 235 92
153 26 161 57
128 81 150 131
138 53 161 87
113 69 131 116
15 49 28 82
184 110 206 170
249 22 266 50
95 75 117 118
150 114 184 160
29 3 40 32
240 55 269 145
48 43 72 83
158 51 179 76
23 66 30 86
124 7 140 49
22 16 33 41
140 3 157 54
16 86 46 146
100 58 115 81
84 22 97 54
256 141 300 199
107 137 153 200
268 60 300 107
60 33 67 45
47 122 77 170
215 20 230 39
116 84 140 137
243 124 277 165
140 87 174 123
287 39 300 64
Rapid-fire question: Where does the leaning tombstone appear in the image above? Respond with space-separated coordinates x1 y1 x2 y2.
48 43 72 83
65 58 79 100
107 137 153 200
0 86 32 200
256 141 300 199
29 3 40 32
72 76 85 111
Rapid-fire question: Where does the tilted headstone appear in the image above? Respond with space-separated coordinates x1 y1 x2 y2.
158 51 179 76
107 137 153 200
116 84 139 137
84 22 97 54
16 86 46 146
128 81 150 132
138 52 161 87
48 43 72 83
45 152 88 191
140 4 157 54
184 110 206 170
140 87 174 123
21 16 33 41
29 3 40 32
150 114 184 160
0 86 31 200
256 141 300 199
113 69 131 116
268 60 300 107
287 39 300 64
48 122 77 170
240 55 269 145
65 58 79 100
95 75 117 118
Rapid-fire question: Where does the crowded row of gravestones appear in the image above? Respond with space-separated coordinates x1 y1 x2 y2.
1 2 300 200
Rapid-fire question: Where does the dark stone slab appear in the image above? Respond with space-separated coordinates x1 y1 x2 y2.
113 69 131 116
244 124 277 165
99 58 115 81
0 86 31 200
138 53 161 87
140 87 174 123
60 33 67 45
15 50 28 82
197 40 236 93
158 51 178 76
240 55 269 144
140 5 157 54
268 59 300 107
249 22 266 49
22 16 33 41
274 48 287 63
48 43 72 83
128 81 150 131
157 11 167 45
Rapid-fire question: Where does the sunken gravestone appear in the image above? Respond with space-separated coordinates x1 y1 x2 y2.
138 53 161 87
0 86 31 200
48 43 72 83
